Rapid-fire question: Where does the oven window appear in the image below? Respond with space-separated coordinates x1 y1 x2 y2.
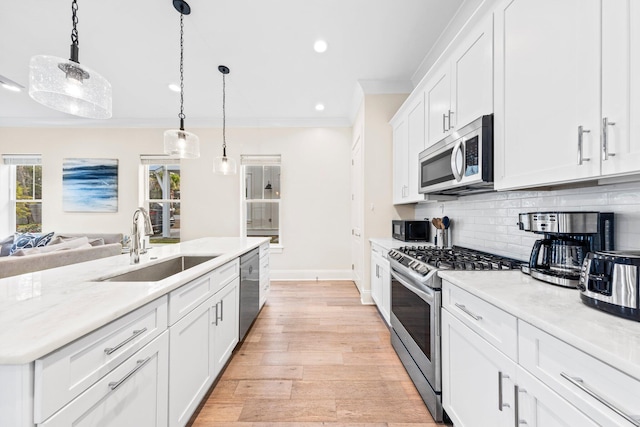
391 277 432 360
421 149 454 187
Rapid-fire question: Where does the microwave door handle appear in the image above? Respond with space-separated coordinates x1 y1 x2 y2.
451 139 465 182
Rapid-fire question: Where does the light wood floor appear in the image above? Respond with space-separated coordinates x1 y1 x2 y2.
190 280 438 427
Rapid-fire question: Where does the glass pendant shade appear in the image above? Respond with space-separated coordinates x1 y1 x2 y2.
213 155 237 175
29 55 112 119
164 129 200 159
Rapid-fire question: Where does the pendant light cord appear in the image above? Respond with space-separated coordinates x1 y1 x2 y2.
222 72 227 156
71 0 79 46
179 13 186 129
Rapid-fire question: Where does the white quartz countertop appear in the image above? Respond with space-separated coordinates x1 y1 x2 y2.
438 270 640 380
0 237 269 364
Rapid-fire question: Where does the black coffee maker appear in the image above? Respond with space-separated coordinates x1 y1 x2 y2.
517 212 615 287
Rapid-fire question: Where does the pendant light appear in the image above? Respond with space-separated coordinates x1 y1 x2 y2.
163 0 200 159
213 65 237 175
28 0 112 119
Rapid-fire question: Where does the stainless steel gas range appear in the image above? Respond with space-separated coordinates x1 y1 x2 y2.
388 245 524 422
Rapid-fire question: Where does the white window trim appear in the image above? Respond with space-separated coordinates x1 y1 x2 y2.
139 156 181 242
3 155 43 234
240 155 282 251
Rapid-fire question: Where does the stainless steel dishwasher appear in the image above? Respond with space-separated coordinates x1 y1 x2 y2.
239 248 260 341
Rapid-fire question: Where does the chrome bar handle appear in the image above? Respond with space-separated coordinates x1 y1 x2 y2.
560 372 640 426
602 117 616 160
219 299 224 322
514 385 528 426
498 371 511 411
104 328 147 355
448 109 454 130
443 113 447 133
108 357 152 391
578 126 591 165
454 303 482 321
213 302 219 326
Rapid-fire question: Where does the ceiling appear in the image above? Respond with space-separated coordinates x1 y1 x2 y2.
0 0 464 128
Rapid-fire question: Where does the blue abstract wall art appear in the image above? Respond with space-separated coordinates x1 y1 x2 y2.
63 158 118 212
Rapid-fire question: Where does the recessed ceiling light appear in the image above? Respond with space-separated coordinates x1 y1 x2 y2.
315 103 325 111
313 40 328 53
168 83 181 92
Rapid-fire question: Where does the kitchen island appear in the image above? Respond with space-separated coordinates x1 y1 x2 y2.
0 236 269 427
439 270 640 426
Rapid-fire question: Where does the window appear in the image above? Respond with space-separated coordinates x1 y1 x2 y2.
141 156 180 244
3 155 43 233
241 155 281 245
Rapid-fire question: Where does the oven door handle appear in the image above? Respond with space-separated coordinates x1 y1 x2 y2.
391 268 435 304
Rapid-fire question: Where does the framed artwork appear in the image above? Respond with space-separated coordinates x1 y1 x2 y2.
63 158 118 212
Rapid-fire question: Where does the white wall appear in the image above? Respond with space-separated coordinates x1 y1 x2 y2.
415 181 640 262
0 126 352 279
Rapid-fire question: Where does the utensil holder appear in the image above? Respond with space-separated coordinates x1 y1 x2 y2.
436 229 450 248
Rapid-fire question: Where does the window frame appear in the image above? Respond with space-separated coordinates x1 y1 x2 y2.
3 155 43 234
140 156 181 244
240 155 282 251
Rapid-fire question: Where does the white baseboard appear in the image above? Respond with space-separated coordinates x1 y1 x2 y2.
360 289 374 305
270 269 353 281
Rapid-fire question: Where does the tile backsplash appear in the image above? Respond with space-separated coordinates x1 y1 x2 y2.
414 181 640 262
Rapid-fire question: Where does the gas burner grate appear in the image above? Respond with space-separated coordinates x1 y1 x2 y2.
392 245 524 271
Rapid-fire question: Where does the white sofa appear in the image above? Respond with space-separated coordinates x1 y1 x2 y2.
0 233 123 279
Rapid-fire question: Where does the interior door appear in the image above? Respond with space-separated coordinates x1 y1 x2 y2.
351 130 364 294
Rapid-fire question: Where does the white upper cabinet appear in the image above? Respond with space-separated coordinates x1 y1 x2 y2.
407 94 426 201
601 0 640 177
426 64 453 147
494 0 601 190
495 0 640 190
392 118 409 204
451 16 493 133
426 16 494 148
392 95 425 204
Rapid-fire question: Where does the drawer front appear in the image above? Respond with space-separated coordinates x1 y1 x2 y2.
211 259 240 294
39 332 168 427
519 321 640 427
169 273 213 325
260 254 270 277
442 281 517 360
34 297 168 423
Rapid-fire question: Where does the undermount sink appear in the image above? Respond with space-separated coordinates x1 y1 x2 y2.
97 256 217 282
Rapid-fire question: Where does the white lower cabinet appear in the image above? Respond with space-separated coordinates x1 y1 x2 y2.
370 243 391 325
442 280 640 427
39 331 169 427
515 366 598 427
441 309 516 427
169 277 239 427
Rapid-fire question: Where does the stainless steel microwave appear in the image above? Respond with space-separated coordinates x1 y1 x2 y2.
392 220 429 242
418 114 494 196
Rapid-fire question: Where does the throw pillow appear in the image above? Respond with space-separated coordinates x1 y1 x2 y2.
0 234 14 257
11 236 91 256
9 231 55 255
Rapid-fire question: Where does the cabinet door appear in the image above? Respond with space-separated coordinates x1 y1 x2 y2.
407 94 426 202
425 64 452 147
601 0 640 176
370 251 382 306
442 309 515 427
40 332 168 427
169 298 214 427
213 277 239 377
494 0 600 190
392 119 409 204
451 16 493 130
379 257 391 326
515 367 599 427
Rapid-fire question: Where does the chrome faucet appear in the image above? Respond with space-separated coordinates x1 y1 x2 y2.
131 207 153 264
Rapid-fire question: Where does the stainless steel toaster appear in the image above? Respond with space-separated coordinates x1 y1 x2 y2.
579 251 640 321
